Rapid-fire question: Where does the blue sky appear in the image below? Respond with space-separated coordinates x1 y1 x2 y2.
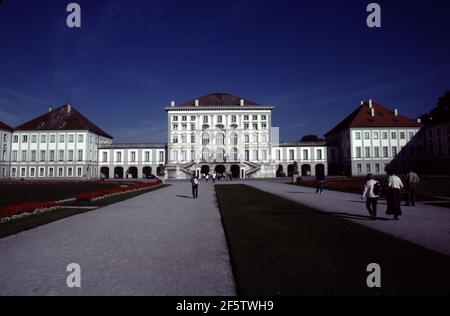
0 0 449 142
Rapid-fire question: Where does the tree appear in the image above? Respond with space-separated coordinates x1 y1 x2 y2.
420 91 450 124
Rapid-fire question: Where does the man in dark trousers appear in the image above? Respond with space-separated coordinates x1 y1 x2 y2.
405 170 419 206
191 172 199 199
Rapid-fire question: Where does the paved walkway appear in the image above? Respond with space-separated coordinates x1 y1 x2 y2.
243 181 450 256
0 182 235 296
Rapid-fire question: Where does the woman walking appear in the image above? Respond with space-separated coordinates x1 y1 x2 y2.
386 170 403 220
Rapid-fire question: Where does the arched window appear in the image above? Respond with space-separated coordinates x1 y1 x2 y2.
202 149 210 162
216 133 225 145
252 133 259 143
216 148 224 162
231 148 238 161
202 133 210 145
231 133 238 145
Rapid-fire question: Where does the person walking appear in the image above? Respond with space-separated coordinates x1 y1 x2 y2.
362 174 381 220
386 170 403 220
205 173 209 183
191 172 199 199
315 173 325 195
405 170 419 207
212 172 217 184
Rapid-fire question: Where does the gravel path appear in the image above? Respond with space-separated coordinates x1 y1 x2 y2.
0 182 236 296
244 181 450 256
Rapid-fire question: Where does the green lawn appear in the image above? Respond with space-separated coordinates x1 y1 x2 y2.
0 181 124 208
0 184 169 239
215 184 450 296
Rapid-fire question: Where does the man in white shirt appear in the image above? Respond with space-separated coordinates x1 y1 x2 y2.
362 174 380 220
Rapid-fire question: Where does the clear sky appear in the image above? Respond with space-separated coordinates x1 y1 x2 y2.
0 0 449 142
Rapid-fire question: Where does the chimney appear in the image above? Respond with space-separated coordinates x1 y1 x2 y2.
195 99 199 107
48 106 53 112
370 107 375 117
240 99 245 106
394 108 399 116
368 99 373 108
170 101 175 107
67 104 72 114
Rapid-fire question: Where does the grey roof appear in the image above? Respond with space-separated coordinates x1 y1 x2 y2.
99 143 167 149
278 141 327 147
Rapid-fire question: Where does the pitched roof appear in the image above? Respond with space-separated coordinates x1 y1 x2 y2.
177 92 262 107
15 104 113 139
0 121 13 132
325 101 422 136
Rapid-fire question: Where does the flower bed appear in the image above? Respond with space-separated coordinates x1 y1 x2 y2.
75 181 162 202
0 201 63 223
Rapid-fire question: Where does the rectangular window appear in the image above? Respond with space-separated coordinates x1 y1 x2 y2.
22 135 28 143
355 132 361 140
102 152 108 162
11 167 17 177
392 146 398 157
217 116 223 123
59 150 64 161
317 149 322 160
48 167 54 177
364 132 370 140
366 164 371 173
276 150 281 160
31 135 37 143
59 135 65 143
252 115 258 121
21 150 27 162
50 150 55 161
244 135 249 143
203 116 208 123
145 151 150 162
191 135 195 144
31 150 36 162
365 147 371 158
68 150 74 161
39 167 45 177
303 149 309 160
231 115 237 123
130 151 136 162
373 132 379 140
182 116 187 121
244 123 249 130
159 151 164 162
391 132 397 139
68 134 74 143
262 123 267 129
12 150 18 162
357 164 362 174
356 147 362 158
400 132 405 140
173 116 178 122
375 163 380 173
289 150 295 160
41 135 47 143
244 115 249 121
50 135 56 143
383 146 389 158
58 167 63 177
374 147 380 158
78 134 84 142
382 132 388 140
30 167 35 177
20 167 26 177
13 135 19 143
77 167 82 177
67 167 73 177
116 152 122 162
261 115 267 120
41 150 46 162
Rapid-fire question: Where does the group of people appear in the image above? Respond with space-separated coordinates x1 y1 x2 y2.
362 170 420 221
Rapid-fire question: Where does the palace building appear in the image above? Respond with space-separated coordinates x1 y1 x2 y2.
0 93 444 180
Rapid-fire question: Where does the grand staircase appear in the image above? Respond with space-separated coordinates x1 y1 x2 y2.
179 161 196 176
244 161 261 177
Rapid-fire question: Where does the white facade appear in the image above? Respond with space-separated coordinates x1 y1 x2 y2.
0 127 12 178
165 100 276 179
8 130 112 179
98 144 166 179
